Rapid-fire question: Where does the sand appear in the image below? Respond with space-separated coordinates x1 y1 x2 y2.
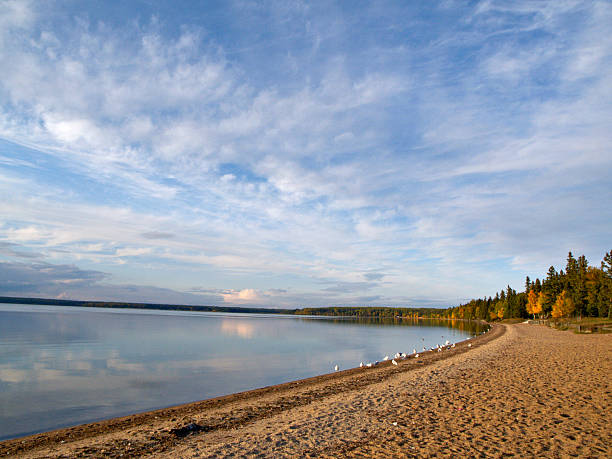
1 323 610 458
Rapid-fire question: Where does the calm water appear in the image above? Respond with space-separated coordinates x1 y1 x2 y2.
0 304 485 440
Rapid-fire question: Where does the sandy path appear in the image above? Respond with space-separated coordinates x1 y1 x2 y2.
2 323 610 458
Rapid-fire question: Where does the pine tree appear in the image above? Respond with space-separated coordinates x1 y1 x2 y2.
576 255 589 317
566 252 578 281
542 266 559 312
537 291 548 317
601 250 612 318
534 278 541 293
586 266 605 317
525 276 531 293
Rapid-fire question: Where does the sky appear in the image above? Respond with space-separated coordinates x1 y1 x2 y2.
1 0 611 308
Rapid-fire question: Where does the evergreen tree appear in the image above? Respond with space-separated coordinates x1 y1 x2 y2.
601 250 612 318
525 276 531 293
534 278 541 293
586 266 605 317
566 251 578 282
542 266 559 313
575 255 589 317
537 291 549 317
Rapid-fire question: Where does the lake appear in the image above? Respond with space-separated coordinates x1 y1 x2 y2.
0 303 485 440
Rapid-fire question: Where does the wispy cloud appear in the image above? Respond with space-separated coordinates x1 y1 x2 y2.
0 1 610 306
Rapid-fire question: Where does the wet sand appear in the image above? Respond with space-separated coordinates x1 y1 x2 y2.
1 323 610 458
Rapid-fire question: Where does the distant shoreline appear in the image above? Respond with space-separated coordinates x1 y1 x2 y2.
0 295 291 315
0 296 451 319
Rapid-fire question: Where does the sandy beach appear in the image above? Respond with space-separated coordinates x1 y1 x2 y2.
1 322 610 458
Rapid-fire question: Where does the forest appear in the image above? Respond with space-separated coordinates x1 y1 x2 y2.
294 306 446 318
445 250 612 321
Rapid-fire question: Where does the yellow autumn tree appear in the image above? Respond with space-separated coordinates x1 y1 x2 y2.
551 290 575 321
497 305 505 319
532 292 543 318
526 290 538 319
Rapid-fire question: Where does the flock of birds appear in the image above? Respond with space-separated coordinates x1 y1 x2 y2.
333 330 487 372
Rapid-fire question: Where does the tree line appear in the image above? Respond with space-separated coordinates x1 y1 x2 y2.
445 250 612 321
294 306 446 318
0 296 294 315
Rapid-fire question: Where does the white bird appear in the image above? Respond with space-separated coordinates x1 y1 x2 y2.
334 364 339 371
468 343 472 348
383 355 389 361
360 362 364 368
422 346 426 352
437 347 442 352
445 340 450 346
412 348 417 354
366 363 373 368
451 343 455 348
394 352 401 359
392 359 398 366
415 354 419 358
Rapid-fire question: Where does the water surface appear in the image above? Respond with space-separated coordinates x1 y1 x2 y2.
0 303 484 440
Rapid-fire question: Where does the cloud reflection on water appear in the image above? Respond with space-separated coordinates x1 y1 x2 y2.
220 320 255 339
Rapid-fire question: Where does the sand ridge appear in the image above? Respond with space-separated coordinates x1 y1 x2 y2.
1 323 610 457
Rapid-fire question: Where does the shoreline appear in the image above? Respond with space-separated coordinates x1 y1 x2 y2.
0 325 501 457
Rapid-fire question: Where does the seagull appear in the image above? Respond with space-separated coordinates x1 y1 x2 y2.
445 340 450 346
334 364 339 371
468 343 472 348
392 359 398 366
383 355 389 361
360 362 364 368
412 348 417 354
366 363 373 368
415 353 419 358
394 352 401 359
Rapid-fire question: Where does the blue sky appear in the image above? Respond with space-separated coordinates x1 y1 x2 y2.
1 0 611 308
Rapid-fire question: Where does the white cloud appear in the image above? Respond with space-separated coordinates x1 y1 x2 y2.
115 247 152 258
221 288 261 304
